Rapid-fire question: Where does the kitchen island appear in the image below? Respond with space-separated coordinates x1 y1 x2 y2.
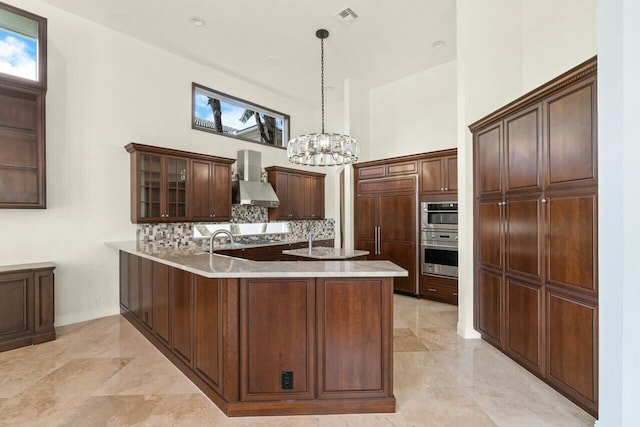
111 242 406 416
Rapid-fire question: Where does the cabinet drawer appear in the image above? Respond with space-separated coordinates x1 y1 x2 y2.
387 161 418 176
357 165 386 180
419 279 458 305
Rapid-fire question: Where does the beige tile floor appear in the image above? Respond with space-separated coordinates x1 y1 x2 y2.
0 295 595 427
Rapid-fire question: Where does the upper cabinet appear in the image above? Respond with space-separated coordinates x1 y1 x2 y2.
473 70 596 198
419 155 457 195
125 143 234 223
0 4 48 209
265 166 325 220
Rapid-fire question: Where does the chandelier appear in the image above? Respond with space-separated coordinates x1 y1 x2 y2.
287 29 359 166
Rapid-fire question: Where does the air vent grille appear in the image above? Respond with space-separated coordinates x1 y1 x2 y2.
336 7 360 23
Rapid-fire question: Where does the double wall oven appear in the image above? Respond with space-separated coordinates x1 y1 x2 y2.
421 202 458 278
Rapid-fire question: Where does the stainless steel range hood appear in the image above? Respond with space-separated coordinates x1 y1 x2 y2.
232 150 280 207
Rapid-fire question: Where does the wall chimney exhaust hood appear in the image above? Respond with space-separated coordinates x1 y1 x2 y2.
232 150 280 207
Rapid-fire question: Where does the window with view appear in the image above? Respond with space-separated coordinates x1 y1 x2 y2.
192 83 289 148
0 6 44 84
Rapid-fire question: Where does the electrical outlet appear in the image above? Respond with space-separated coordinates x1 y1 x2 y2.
281 371 293 390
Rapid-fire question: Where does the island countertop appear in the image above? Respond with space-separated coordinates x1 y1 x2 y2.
108 241 407 279
283 247 369 260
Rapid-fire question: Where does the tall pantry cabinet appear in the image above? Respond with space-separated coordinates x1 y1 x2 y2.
470 57 598 417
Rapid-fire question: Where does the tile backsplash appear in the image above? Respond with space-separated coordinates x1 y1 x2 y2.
137 215 335 247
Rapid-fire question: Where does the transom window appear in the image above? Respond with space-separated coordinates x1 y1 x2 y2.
192 83 290 149
0 4 46 86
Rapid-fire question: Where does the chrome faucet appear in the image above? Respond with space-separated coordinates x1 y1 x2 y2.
209 229 234 253
308 232 315 250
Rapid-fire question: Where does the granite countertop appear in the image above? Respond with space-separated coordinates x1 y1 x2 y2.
107 241 406 279
283 247 369 260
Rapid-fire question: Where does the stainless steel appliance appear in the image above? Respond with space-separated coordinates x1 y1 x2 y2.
421 201 458 230
421 201 458 277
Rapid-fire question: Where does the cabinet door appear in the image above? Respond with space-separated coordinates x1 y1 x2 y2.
546 289 597 411
446 156 457 192
140 257 153 330
289 173 304 218
545 77 597 190
128 254 140 320
505 195 543 281
0 272 33 342
476 199 504 271
476 268 503 347
505 278 543 374
171 268 193 366
212 163 231 220
240 278 314 401
152 262 171 347
268 171 289 220
475 122 503 196
34 269 55 336
191 159 213 221
313 176 325 218
379 193 416 294
136 153 163 221
194 276 223 394
505 104 542 193
316 277 392 399
355 194 378 251
546 190 597 295
419 158 444 194
119 251 130 310
165 156 189 221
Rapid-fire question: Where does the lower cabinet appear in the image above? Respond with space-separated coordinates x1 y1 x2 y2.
505 277 543 375
118 251 395 416
419 274 458 305
546 287 597 410
240 278 315 401
0 263 55 352
476 268 503 348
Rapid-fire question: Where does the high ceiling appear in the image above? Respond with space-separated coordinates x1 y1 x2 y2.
40 0 456 106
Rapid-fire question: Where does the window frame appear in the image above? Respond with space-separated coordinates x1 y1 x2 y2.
0 2 47 89
191 82 290 150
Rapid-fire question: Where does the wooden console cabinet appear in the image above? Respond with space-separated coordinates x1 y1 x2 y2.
0 263 55 352
119 251 395 416
470 56 598 416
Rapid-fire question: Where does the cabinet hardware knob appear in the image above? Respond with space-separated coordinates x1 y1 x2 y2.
453 292 458 296
428 288 437 292
541 198 548 203
445 187 448 191
441 187 444 191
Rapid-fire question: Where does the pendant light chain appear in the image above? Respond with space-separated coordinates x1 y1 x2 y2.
286 28 359 166
320 37 325 134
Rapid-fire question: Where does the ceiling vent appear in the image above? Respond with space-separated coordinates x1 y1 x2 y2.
336 7 360 24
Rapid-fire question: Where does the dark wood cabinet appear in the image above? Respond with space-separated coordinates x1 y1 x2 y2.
152 261 171 348
419 155 457 194
354 176 417 295
240 278 315 401
0 85 46 208
191 159 233 221
419 274 458 305
471 57 598 417
0 263 55 352
119 254 395 416
125 143 234 223
266 166 325 220
140 257 153 329
171 268 193 366
120 251 140 319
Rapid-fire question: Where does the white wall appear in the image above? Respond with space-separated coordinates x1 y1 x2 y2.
522 0 597 92
597 0 640 425
368 60 458 161
0 0 321 326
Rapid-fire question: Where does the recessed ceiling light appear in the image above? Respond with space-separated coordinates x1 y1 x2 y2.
432 40 445 49
190 16 205 27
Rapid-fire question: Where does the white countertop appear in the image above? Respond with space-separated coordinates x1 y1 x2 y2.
0 262 56 274
283 247 369 260
107 241 406 279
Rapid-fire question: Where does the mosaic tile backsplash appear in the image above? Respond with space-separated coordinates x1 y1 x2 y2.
137 214 335 248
